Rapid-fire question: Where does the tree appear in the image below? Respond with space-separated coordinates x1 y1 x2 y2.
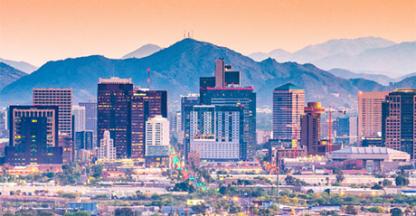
371 183 383 190
335 170 345 184
172 180 195 193
395 175 409 186
285 175 307 186
382 179 393 187
390 208 403 216
114 208 134 216
58 163 82 185
91 164 103 179
345 205 358 215
367 206 384 213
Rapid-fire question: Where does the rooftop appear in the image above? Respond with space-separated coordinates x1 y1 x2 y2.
274 83 303 91
333 146 403 155
98 77 132 84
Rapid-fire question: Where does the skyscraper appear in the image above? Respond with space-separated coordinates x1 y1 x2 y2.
0 108 7 138
33 88 73 136
98 130 116 161
301 102 325 155
6 106 62 165
79 102 97 146
189 105 244 161
72 105 86 132
197 59 255 160
200 87 255 160
273 83 305 143
181 94 200 158
181 94 200 131
75 131 94 150
358 91 388 141
145 115 170 166
97 77 133 159
382 89 416 158
131 88 167 160
215 58 225 88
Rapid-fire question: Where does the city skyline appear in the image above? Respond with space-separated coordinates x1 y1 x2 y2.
0 0 415 65
0 1 415 214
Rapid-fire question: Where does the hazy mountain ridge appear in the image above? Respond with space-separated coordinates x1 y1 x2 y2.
123 44 162 59
1 39 362 109
0 58 37 73
329 68 395 85
249 37 415 77
2 38 416 110
0 62 27 91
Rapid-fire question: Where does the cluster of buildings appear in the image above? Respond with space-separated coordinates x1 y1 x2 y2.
0 79 170 168
176 58 256 162
0 58 415 173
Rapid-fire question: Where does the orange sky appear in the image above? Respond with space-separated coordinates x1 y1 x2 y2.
0 0 415 66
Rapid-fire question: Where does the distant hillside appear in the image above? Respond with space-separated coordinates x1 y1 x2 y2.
0 58 37 73
293 37 395 63
0 62 27 91
315 42 416 76
329 68 394 85
349 78 387 92
249 37 416 77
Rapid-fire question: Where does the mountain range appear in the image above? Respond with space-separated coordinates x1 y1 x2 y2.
1 38 415 111
0 58 37 73
0 38 363 109
0 62 27 91
249 37 416 77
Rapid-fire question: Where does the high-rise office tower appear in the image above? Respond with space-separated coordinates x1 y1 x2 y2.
0 108 7 138
189 105 244 161
131 88 167 160
334 116 350 145
273 83 305 143
198 59 255 160
181 94 200 158
181 94 200 131
75 131 94 150
200 87 255 160
358 91 388 140
215 58 225 88
301 102 324 155
79 102 97 146
145 115 170 158
97 77 133 159
382 89 416 158
72 105 86 132
33 88 73 136
98 130 116 161
6 106 62 165
175 111 182 133
349 116 358 144
224 65 240 86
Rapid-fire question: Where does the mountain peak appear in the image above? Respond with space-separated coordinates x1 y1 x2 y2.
123 43 162 59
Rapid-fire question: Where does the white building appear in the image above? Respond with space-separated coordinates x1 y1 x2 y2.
145 115 170 157
98 130 116 161
72 105 86 132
